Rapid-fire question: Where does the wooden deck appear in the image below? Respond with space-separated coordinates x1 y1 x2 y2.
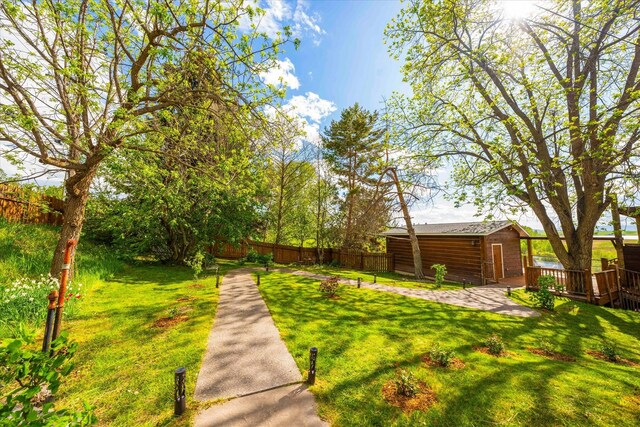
524 266 640 309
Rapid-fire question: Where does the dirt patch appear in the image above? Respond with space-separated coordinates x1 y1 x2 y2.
381 381 437 413
474 346 510 357
188 284 204 289
422 354 465 370
153 314 188 328
528 348 576 362
587 350 639 367
177 296 197 302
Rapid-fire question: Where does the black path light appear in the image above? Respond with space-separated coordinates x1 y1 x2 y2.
42 290 58 353
308 347 318 385
373 273 377 283
357 277 361 288
507 286 512 296
257 274 261 286
462 280 467 289
174 367 186 416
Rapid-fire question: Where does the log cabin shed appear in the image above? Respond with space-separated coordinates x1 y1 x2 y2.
382 220 529 285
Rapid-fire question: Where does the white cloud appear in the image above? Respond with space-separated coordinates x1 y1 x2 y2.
292 0 325 46
267 92 336 145
287 92 336 123
260 58 300 89
240 0 325 45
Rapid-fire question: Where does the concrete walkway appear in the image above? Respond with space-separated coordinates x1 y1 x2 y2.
284 270 539 318
194 268 327 427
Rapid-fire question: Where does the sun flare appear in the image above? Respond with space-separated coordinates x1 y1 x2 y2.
497 0 539 20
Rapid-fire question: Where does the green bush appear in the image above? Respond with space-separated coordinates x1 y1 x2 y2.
600 340 620 362
246 250 260 263
0 331 96 426
530 275 557 310
186 251 205 279
328 259 340 267
484 334 505 356
431 264 447 288
319 276 341 297
257 253 274 267
394 369 418 397
538 338 555 355
237 257 247 266
429 344 456 367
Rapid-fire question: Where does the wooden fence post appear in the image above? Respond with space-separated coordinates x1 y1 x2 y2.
360 252 364 270
585 269 593 304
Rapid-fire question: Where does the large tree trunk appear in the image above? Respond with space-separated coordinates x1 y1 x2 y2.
50 167 97 277
388 168 424 279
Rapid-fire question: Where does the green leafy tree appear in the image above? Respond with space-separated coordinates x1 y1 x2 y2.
85 91 266 263
0 0 291 275
322 104 390 249
264 115 316 245
386 0 640 271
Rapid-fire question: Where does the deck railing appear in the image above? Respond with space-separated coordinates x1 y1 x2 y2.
619 268 640 311
525 266 592 299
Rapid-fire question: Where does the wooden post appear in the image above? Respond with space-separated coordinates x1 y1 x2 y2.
527 239 534 268
360 252 364 270
585 270 593 304
299 245 303 262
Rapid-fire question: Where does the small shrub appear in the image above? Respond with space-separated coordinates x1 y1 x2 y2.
530 275 556 310
167 307 180 319
0 331 97 425
394 369 418 397
328 259 340 267
186 251 204 279
484 334 505 355
246 250 259 263
319 276 341 297
429 344 456 367
600 340 620 362
203 252 216 268
237 257 247 266
257 253 274 267
538 338 555 355
431 264 447 288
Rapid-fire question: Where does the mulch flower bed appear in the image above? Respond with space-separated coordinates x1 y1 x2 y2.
587 351 639 367
422 354 465 369
188 283 204 289
528 348 576 362
473 346 510 357
381 381 437 413
153 315 188 328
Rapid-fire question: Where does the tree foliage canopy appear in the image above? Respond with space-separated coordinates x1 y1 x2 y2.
386 0 640 269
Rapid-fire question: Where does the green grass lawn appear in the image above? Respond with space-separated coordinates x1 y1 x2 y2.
293 265 464 291
258 271 640 427
52 262 233 426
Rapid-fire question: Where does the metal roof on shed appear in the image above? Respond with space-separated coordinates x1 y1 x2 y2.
382 220 529 237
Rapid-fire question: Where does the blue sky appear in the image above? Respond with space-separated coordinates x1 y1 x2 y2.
249 0 550 228
248 0 640 232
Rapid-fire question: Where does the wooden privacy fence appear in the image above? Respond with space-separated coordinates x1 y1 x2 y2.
0 184 63 226
211 241 395 272
525 265 640 310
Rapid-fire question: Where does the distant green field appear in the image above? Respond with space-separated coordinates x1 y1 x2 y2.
521 238 638 271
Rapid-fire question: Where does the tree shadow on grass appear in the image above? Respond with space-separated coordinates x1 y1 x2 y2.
260 272 640 426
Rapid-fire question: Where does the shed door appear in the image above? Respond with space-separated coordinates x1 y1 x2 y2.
492 244 504 281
